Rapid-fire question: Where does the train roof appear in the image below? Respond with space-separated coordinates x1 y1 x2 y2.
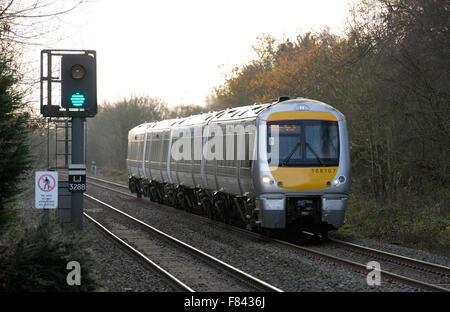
170 112 216 128
130 103 272 133
128 122 154 136
128 97 344 136
208 103 271 123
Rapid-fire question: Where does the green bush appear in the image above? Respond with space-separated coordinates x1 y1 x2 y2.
0 51 31 234
341 187 450 256
0 223 101 292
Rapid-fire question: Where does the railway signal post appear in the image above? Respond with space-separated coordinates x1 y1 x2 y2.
40 49 97 230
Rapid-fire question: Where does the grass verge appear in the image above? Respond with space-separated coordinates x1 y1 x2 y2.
341 187 450 257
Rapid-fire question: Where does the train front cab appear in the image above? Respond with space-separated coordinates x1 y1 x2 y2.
255 100 350 236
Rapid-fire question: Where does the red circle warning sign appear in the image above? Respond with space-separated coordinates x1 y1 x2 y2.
38 174 56 192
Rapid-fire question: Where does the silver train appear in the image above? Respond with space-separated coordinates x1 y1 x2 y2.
126 97 350 237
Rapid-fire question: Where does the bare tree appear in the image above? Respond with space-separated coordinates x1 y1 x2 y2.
0 0 88 47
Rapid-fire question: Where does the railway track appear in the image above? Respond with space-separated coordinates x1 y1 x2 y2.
83 211 193 292
85 175 450 292
84 192 283 292
323 236 450 278
270 237 450 292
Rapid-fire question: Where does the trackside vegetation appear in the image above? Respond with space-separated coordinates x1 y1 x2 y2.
0 1 103 292
206 0 450 255
88 0 449 256
0 50 31 233
0 223 101 291
1 1 447 294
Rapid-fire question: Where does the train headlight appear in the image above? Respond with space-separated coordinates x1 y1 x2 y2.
333 175 346 186
262 176 273 184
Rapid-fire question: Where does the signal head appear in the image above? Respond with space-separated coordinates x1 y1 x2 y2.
61 53 97 116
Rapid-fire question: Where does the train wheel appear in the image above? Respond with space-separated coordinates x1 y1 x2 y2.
213 200 225 222
204 204 213 219
262 228 274 237
184 192 194 213
311 230 321 241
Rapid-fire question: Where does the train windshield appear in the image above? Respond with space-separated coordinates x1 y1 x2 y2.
267 120 339 167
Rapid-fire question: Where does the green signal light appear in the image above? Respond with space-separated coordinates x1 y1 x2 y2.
70 92 86 107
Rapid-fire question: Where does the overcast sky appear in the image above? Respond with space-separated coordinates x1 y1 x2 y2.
27 0 353 108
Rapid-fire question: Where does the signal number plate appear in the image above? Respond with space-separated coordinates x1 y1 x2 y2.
68 174 86 192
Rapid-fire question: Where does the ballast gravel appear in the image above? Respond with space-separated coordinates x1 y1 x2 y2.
11 172 449 292
329 231 450 268
85 202 257 292
86 183 419 292
7 173 174 292
82 217 175 292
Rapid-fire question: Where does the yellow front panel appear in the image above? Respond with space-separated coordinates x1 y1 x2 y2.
266 111 338 122
269 167 338 191
265 110 340 191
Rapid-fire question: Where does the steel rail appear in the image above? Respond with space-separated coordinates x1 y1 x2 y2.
206 224 450 292
84 193 283 292
268 237 450 292
88 180 133 197
86 175 449 292
84 212 194 292
87 175 127 188
327 237 450 277
300 231 450 278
